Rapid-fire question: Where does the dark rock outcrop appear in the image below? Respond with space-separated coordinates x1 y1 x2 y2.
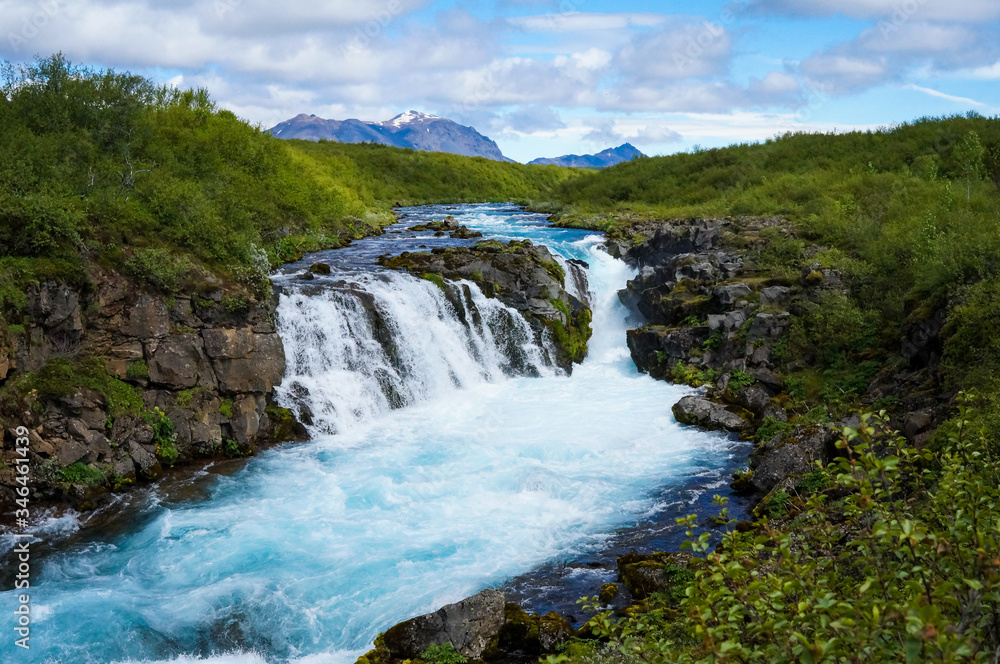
0 269 305 513
672 396 748 432
616 551 696 601
380 589 506 660
377 240 592 370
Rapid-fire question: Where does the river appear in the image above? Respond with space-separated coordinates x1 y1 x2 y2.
0 204 749 664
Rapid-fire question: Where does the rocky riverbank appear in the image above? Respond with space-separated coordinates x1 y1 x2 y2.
608 216 952 507
0 268 308 516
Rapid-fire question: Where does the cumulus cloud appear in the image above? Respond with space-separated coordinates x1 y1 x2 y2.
615 21 734 82
509 12 670 32
797 20 1000 94
501 105 567 133
734 0 1000 22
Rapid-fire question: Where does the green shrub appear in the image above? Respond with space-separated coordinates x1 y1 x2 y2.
420 643 467 664
754 415 793 443
58 462 106 485
126 360 149 380
145 406 178 464
728 369 756 392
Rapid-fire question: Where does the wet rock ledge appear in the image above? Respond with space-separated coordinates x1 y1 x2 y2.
377 239 593 371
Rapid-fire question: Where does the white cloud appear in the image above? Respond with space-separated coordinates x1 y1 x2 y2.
615 21 734 82
905 84 986 106
964 61 1000 79
736 0 1000 22
509 11 671 32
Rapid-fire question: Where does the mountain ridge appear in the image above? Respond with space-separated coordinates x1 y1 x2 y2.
269 111 513 162
528 143 645 169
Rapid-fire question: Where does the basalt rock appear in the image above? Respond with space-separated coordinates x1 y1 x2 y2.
747 427 839 495
672 395 748 432
617 551 696 601
0 268 302 514
381 589 506 660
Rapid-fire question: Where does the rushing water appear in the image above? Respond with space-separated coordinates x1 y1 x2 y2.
0 204 747 664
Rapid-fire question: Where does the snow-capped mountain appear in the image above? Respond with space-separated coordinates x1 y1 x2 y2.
528 143 646 169
268 111 512 162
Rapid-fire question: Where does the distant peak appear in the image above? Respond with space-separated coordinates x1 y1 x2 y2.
385 110 442 128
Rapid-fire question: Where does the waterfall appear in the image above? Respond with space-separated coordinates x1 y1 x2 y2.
275 272 557 435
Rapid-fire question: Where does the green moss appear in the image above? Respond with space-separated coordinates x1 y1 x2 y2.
126 360 149 380
421 272 446 291
219 398 234 419
420 643 467 664
20 356 144 421
545 305 593 365
58 462 106 485
174 387 203 410
265 404 301 442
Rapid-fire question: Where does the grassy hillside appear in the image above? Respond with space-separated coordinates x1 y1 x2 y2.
0 55 579 344
286 139 580 207
552 115 1000 434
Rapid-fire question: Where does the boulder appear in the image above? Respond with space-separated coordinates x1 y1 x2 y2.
148 334 215 390
498 604 575 656
672 396 747 432
617 551 694 601
202 327 256 359
746 313 790 344
714 283 752 306
748 427 838 494
382 589 506 660
228 395 263 445
30 282 84 332
212 333 286 394
309 262 332 275
760 286 791 306
122 295 170 339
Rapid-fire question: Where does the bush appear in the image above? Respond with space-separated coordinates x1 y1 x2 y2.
420 643 467 664
58 462 106 485
570 405 1000 663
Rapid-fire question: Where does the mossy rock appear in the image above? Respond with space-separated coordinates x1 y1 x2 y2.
356 633 391 664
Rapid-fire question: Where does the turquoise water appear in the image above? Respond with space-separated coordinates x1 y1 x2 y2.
0 205 739 664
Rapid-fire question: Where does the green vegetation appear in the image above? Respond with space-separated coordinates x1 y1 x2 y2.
419 643 467 664
58 462 106 485
568 407 1000 663
287 140 579 208
551 113 1000 435
125 360 149 380
10 355 144 420
146 406 178 464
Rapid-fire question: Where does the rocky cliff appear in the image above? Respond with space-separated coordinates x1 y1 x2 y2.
607 216 951 509
0 270 305 513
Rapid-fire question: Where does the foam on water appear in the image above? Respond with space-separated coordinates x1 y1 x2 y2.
1 205 737 664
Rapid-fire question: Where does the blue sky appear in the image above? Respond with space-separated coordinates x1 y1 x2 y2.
2 0 999 162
